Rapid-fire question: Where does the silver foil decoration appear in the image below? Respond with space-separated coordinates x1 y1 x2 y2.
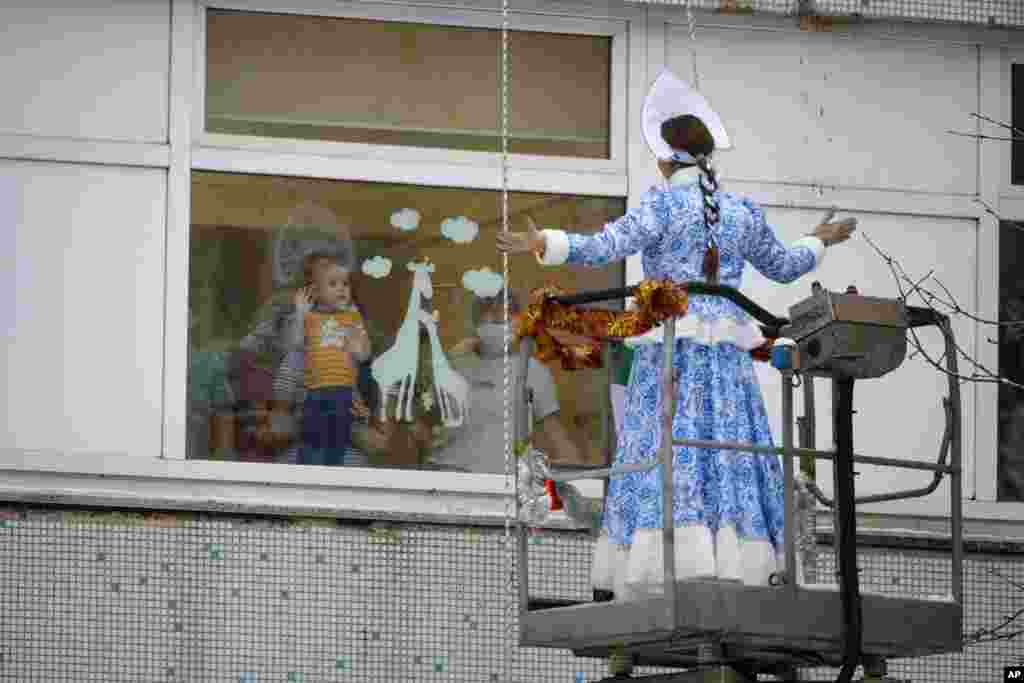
516 446 602 529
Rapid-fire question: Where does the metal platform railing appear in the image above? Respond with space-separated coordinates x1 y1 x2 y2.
513 282 963 680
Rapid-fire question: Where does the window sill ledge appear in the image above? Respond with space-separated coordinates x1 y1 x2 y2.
0 450 598 530
11 452 1024 530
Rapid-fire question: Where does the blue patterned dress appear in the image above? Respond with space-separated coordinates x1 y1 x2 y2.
541 168 822 597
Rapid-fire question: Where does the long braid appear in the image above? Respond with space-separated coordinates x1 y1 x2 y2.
695 155 721 284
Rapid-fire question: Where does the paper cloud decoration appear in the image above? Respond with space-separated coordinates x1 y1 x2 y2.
462 268 505 298
390 208 421 232
440 216 479 244
362 256 393 279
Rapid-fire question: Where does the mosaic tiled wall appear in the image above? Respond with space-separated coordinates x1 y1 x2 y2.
0 508 615 683
805 545 1024 682
1 506 1022 682
630 0 1024 28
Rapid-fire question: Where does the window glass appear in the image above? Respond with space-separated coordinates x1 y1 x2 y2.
999 220 1024 499
188 171 625 471
205 10 612 158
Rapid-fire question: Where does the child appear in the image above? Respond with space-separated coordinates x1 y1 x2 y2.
287 252 371 466
268 341 374 466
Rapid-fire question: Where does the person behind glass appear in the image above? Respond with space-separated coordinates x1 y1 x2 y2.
434 290 583 473
287 252 371 466
498 71 857 599
268 338 375 466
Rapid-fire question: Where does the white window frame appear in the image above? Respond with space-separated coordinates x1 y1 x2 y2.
192 0 631 184
160 0 636 520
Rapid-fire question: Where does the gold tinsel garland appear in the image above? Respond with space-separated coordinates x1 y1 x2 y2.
515 280 775 370
515 280 687 370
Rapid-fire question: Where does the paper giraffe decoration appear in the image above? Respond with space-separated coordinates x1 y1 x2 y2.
419 309 468 427
371 260 435 422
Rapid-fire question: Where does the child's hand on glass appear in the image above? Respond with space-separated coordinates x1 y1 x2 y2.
293 286 315 314
351 325 370 355
352 395 371 419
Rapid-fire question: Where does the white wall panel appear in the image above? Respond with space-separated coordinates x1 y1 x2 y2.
745 206 976 511
0 1 170 143
666 25 978 195
0 160 166 457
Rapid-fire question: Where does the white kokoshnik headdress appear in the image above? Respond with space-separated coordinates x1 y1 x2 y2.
641 70 731 284
641 70 731 163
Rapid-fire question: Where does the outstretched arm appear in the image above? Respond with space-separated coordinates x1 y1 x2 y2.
741 204 857 284
496 191 667 268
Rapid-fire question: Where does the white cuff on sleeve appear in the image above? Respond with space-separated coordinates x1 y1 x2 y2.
535 229 570 266
793 236 826 270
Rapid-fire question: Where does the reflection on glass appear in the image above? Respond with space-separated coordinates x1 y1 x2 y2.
187 171 625 470
204 10 612 158
998 221 1024 500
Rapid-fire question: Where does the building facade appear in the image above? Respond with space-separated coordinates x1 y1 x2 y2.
1 0 1023 680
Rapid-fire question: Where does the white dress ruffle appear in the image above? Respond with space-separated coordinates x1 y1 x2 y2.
591 526 786 601
624 315 767 351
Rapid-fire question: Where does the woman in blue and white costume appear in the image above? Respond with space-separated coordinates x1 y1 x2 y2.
498 71 856 600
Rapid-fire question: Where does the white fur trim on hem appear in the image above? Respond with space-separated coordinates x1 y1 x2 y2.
536 229 570 266
793 236 826 270
591 527 782 601
624 316 767 351
591 533 630 597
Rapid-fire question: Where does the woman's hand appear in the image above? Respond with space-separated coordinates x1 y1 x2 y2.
810 209 858 247
496 216 546 255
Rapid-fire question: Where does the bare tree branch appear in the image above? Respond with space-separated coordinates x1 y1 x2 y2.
948 113 1024 144
947 130 1024 143
967 629 1024 645
965 607 1024 644
961 570 1024 646
971 112 1024 137
900 274 1024 329
861 233 1024 391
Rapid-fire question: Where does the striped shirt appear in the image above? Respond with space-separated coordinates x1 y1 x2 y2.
303 310 364 389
